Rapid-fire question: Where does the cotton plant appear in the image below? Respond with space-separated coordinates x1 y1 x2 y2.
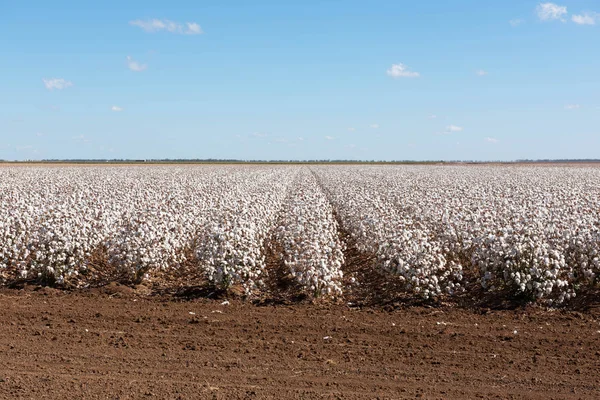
565 228 600 287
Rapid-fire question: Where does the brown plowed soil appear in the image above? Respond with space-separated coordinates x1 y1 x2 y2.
1 287 599 399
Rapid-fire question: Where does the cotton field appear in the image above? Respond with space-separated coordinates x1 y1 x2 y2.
1 164 599 306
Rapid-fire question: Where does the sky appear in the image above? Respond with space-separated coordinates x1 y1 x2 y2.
1 0 599 161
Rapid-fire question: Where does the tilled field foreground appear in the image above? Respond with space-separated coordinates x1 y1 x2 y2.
0 288 599 399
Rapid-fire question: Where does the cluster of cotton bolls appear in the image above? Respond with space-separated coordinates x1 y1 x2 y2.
0 207 38 280
274 169 345 297
195 169 295 292
471 229 573 303
0 167 127 284
106 208 190 283
28 206 100 284
424 167 599 304
564 229 600 286
103 168 228 282
315 167 464 299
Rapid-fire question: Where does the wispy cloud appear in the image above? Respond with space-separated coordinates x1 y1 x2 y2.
347 127 356 132
446 125 463 133
43 78 73 90
324 136 335 140
387 63 420 78
536 3 568 22
572 13 598 25
130 19 204 35
437 125 464 135
127 56 148 72
252 132 267 138
485 137 499 144
185 22 203 34
111 106 123 112
476 69 488 76
509 18 525 26
370 124 380 129
565 104 581 110
127 56 147 72
428 115 437 120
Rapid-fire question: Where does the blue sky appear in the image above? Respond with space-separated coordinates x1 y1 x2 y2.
1 0 599 161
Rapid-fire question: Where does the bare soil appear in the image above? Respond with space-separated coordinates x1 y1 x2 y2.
0 287 599 400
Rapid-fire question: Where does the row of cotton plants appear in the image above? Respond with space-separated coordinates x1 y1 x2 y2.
1 167 131 284
273 169 345 297
194 169 295 292
315 165 600 304
314 167 464 299
0 166 296 289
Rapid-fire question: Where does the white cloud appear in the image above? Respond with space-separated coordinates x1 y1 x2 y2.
345 144 357 149
252 132 267 138
572 13 598 25
565 104 581 110
111 106 123 112
485 137 499 143
348 127 356 132
185 22 203 34
298 137 304 141
127 56 147 72
509 18 525 26
370 124 380 129
476 69 488 76
386 63 420 78
325 136 335 140
446 125 463 133
436 125 464 135
43 78 73 90
536 3 568 22
130 19 203 35
428 115 437 119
